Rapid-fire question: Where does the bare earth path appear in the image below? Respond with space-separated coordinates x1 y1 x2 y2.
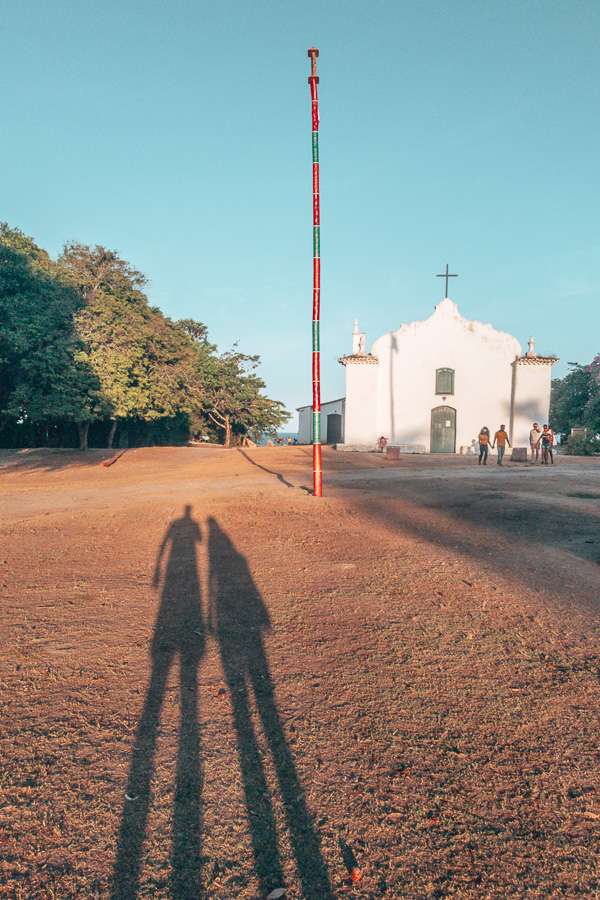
1 446 599 899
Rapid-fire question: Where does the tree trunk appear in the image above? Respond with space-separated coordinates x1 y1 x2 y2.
107 418 118 449
223 414 232 448
77 421 89 451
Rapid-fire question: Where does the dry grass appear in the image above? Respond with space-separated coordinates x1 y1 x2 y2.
0 447 599 898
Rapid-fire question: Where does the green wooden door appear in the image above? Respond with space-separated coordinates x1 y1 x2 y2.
430 406 456 453
326 413 342 444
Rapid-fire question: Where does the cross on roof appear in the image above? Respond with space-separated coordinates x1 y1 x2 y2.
436 264 458 297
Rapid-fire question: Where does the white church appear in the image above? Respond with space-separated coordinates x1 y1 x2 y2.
298 296 558 454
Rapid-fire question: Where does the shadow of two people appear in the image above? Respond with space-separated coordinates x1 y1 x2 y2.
113 506 331 900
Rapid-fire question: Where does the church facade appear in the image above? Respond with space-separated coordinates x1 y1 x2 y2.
300 297 557 453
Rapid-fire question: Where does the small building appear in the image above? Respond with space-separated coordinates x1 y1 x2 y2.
297 398 345 445
298 297 558 453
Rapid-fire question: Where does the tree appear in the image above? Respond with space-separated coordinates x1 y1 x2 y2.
584 353 600 436
193 347 289 448
550 354 600 456
59 244 200 447
0 225 107 447
550 355 600 449
1 227 291 451
59 241 147 299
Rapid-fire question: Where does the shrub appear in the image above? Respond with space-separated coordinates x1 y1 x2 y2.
563 433 600 456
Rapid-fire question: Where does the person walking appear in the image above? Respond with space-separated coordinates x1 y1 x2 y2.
529 423 542 463
540 424 554 464
492 425 511 466
478 427 491 465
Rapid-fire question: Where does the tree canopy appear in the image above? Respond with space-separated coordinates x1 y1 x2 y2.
0 225 289 449
198 348 289 448
59 243 204 446
550 355 600 451
0 225 107 445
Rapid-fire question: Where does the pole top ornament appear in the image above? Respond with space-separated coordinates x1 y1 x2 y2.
308 47 319 83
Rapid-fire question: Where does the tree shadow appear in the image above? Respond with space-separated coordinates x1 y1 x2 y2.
346 474 600 609
0 448 116 473
113 505 205 900
208 517 332 899
238 449 294 488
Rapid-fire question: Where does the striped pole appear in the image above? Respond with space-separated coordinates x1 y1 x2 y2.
308 47 322 497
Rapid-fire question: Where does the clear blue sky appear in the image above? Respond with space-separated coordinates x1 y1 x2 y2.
3 0 599 428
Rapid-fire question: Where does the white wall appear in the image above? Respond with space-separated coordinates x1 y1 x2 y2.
370 299 522 452
298 406 312 444
343 362 379 445
512 361 554 446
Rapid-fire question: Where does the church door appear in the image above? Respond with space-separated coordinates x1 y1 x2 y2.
430 406 456 453
326 413 342 444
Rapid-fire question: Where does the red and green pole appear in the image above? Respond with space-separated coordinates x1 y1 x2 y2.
308 47 322 497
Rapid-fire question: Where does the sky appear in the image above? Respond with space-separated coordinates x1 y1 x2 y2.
3 0 600 428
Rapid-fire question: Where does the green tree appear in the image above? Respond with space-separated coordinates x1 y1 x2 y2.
1 228 290 452
60 243 199 448
584 354 600 436
59 241 148 298
550 361 599 439
0 225 107 447
195 347 289 448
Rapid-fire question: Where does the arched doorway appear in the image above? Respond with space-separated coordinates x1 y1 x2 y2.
430 406 456 453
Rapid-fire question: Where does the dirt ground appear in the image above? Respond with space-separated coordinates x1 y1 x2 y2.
1 445 599 900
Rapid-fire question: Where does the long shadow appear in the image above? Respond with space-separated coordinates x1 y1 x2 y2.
346 474 600 607
113 505 205 900
238 449 294 488
0 448 115 473
396 476 600 567
208 517 332 899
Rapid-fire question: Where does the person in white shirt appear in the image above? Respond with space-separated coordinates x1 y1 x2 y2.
529 423 541 463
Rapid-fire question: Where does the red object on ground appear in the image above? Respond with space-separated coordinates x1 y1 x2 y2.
103 450 126 468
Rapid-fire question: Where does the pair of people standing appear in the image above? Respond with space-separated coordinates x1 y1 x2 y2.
478 425 511 466
530 423 554 464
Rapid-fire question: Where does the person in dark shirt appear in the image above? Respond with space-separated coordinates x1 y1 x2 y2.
540 425 554 464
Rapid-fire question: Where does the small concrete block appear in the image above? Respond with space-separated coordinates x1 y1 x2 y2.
335 444 379 452
511 447 528 462
385 446 400 460
397 444 426 454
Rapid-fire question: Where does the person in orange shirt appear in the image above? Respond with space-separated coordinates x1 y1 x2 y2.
478 427 491 465
492 425 511 466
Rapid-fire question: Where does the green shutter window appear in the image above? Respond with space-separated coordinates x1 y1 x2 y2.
435 368 454 395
